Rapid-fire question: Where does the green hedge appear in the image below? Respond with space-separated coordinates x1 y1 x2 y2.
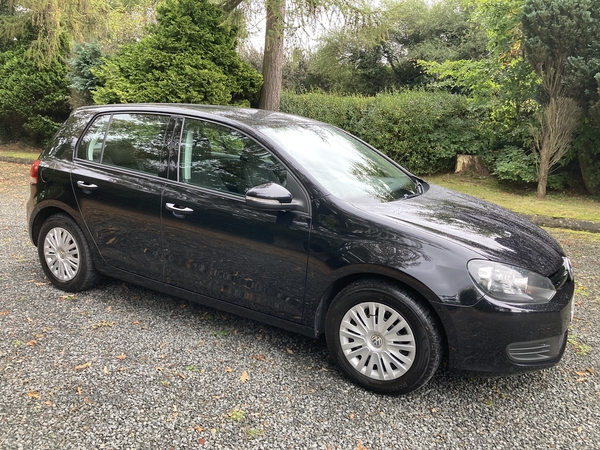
280 91 485 175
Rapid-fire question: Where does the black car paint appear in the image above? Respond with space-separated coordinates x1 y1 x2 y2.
27 104 574 376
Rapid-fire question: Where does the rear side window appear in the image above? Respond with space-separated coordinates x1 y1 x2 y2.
78 113 170 176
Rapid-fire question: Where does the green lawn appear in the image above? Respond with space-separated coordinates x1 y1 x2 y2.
427 173 600 223
0 143 41 160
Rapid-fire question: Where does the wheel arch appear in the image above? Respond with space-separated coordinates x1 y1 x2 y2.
313 269 449 354
30 204 83 247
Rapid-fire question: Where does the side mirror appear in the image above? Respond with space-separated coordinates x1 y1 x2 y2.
245 183 300 211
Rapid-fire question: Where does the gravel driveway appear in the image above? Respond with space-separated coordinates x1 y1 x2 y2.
1 161 598 449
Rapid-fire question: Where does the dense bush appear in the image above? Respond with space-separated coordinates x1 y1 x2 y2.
0 36 70 143
93 0 262 106
281 91 485 175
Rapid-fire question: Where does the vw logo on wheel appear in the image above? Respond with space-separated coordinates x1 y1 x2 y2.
370 334 384 349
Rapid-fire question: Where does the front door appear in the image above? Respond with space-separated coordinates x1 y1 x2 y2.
161 117 311 321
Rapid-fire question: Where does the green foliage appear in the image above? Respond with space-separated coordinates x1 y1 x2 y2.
281 90 484 175
69 42 102 101
0 36 70 143
493 146 538 183
92 0 262 106
282 0 487 95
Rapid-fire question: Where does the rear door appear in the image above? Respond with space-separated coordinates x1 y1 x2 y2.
71 112 171 280
161 117 312 321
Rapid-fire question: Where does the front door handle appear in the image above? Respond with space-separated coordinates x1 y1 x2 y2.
165 203 194 217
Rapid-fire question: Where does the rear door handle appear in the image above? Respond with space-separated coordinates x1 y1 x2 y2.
77 180 98 191
165 203 194 216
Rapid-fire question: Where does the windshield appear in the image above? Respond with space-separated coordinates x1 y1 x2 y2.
259 123 419 203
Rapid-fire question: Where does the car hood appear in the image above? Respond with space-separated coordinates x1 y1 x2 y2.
353 183 565 277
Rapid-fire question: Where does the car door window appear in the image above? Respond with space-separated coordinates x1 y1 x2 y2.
78 114 110 162
78 113 170 176
179 118 287 194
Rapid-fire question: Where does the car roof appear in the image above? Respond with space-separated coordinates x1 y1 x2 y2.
74 103 320 129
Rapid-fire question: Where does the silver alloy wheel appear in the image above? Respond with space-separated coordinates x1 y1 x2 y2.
339 301 416 380
43 226 80 282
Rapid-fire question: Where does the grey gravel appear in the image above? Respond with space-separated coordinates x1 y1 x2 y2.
1 160 599 450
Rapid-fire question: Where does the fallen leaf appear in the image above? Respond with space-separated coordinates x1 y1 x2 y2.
357 440 369 450
103 366 109 374
350 413 355 419
159 342 168 349
286 348 294 355
74 362 91 371
0 310 9 316
83 397 94 405
224 367 233 373
77 386 82 395
106 237 116 245
194 425 203 433
575 370 588 377
198 438 205 445
44 401 52 406
28 391 41 399
132 320 140 325
176 373 186 380
106 306 112 312
252 352 266 361
116 354 127 360
26 340 37 346
586 367 594 375
239 370 249 383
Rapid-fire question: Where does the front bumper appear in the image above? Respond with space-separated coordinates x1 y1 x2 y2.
433 275 574 375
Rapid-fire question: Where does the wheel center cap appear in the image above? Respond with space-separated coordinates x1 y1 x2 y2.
370 333 384 349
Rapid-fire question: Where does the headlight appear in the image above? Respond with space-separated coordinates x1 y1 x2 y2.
467 260 556 304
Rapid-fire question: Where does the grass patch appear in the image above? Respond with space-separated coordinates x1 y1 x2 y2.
0 143 41 160
427 173 600 223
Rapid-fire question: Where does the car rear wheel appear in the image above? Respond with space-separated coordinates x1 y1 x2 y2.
325 279 442 395
38 214 101 292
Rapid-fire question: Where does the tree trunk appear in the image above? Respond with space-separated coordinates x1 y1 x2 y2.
259 0 285 111
537 137 551 198
455 155 489 177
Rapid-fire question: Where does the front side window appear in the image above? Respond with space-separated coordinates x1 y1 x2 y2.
78 113 170 176
179 118 286 195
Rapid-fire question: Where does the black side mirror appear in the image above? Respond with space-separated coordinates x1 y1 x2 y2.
245 183 300 211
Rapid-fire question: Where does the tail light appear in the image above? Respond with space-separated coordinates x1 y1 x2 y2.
30 159 40 184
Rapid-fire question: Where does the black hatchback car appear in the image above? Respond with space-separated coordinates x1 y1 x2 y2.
27 104 574 394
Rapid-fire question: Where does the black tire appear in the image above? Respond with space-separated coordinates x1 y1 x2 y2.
37 214 101 292
325 279 443 395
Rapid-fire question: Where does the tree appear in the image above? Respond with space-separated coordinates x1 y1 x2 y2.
305 0 487 95
259 0 285 109
0 26 70 142
523 0 599 197
92 0 262 105
221 0 372 110
0 0 110 65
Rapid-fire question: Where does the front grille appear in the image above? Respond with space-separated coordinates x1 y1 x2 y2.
506 334 565 363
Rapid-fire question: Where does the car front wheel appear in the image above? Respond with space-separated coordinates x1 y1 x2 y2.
325 279 443 395
38 214 101 292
